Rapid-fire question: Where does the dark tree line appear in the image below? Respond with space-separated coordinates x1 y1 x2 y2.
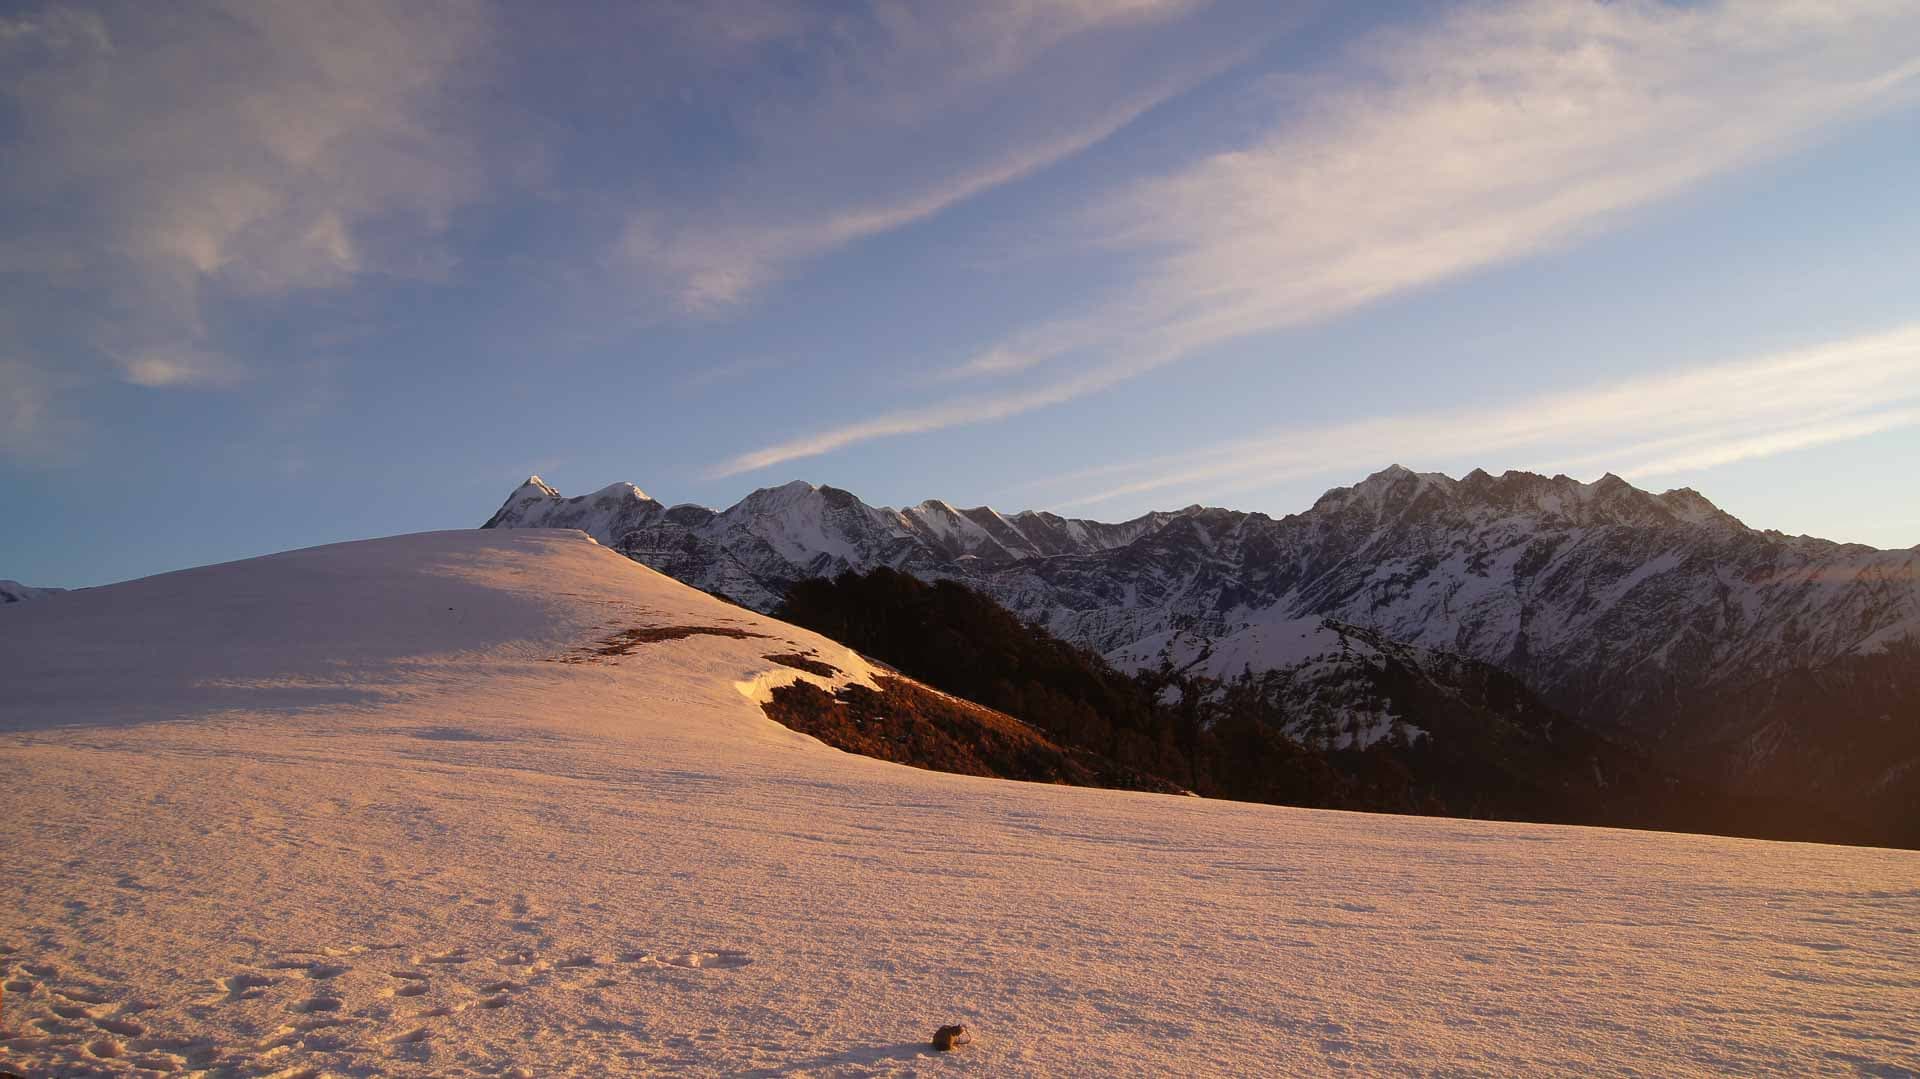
778 569 1450 816
777 568 1904 845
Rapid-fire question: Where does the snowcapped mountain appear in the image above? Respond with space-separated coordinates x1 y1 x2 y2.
0 579 64 604
484 475 1176 611
484 467 1917 714
484 468 1919 809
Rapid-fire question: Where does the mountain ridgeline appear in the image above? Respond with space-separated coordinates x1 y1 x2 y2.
484 467 1920 845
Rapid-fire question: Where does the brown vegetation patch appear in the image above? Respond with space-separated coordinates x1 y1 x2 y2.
762 675 1184 794
762 652 840 677
553 624 772 663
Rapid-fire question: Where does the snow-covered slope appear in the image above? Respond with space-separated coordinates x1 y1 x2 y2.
3 529 1917 1076
0 579 64 604
485 470 1919 782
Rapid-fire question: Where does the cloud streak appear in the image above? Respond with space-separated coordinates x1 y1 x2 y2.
0 0 492 397
616 0 1272 315
718 0 1920 473
1022 323 1920 508
620 92 1178 314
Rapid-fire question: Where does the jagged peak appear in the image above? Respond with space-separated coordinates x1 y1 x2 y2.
1307 466 1746 531
1318 464 1457 513
583 481 652 503
1655 486 1739 527
730 479 821 511
517 475 561 499
492 465 1775 557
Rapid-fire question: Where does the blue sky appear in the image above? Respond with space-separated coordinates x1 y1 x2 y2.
4 0 1920 588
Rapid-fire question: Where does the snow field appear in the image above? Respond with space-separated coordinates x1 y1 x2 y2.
1 530 1915 1076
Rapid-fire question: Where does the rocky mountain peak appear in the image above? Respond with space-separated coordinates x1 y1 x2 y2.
518 475 561 498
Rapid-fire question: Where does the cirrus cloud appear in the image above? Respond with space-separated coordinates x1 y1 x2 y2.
716 0 1920 475
1027 323 1920 509
0 0 493 400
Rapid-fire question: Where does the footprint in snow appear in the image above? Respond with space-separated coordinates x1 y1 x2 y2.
219 972 277 999
386 971 432 999
658 950 753 970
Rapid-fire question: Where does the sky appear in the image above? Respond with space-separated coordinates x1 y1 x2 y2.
3 0 1919 588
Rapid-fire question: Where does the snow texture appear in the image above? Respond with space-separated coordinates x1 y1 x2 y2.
2 530 1917 1077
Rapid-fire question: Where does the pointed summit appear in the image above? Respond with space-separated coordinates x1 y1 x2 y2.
481 476 666 541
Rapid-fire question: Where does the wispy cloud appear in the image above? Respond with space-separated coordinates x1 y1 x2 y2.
1019 324 1920 508
0 356 88 463
718 0 1920 473
116 346 246 389
616 0 1271 315
622 94 1180 314
714 366 1121 476
0 1 492 396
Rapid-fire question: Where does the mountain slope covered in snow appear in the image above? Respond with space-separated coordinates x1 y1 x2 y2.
4 529 1917 1076
483 469 1920 814
482 470 1920 709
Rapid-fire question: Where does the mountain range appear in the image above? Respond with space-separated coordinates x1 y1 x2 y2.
484 467 1920 834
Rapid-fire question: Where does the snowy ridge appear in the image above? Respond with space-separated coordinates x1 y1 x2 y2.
5 529 1917 1076
482 474 1180 610
484 467 1919 726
